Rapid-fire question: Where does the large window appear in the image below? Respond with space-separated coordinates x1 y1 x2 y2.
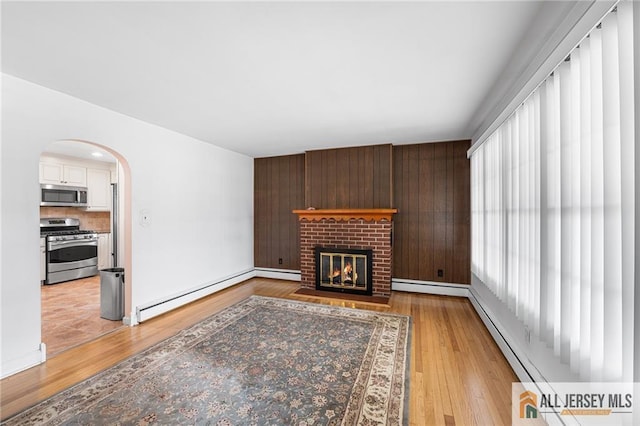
470 1 634 381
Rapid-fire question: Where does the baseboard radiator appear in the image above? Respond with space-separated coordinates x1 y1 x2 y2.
254 268 301 281
136 269 256 323
391 279 470 297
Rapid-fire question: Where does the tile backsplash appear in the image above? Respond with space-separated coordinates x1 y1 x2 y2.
40 207 111 233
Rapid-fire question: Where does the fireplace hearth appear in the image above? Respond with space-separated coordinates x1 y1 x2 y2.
315 247 373 295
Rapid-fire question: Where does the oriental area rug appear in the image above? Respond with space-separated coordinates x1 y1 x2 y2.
7 296 411 425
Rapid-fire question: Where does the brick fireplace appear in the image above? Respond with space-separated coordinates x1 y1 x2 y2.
292 209 397 297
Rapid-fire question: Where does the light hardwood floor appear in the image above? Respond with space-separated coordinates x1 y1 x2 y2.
1 278 517 425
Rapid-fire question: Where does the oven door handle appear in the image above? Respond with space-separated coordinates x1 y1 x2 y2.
48 239 98 249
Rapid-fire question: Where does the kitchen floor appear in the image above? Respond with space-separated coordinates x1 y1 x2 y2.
41 276 124 357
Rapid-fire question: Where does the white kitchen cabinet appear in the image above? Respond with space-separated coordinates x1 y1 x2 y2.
40 237 46 283
97 233 112 270
86 168 111 211
39 162 87 187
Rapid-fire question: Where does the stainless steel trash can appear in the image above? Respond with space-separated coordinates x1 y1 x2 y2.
100 267 124 320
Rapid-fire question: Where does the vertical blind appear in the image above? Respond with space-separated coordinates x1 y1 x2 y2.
470 1 634 381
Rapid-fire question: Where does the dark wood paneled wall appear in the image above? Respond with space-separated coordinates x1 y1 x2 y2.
305 144 392 208
254 141 470 284
393 141 470 284
254 154 305 270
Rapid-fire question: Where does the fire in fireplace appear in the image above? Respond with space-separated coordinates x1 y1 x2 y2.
314 247 373 295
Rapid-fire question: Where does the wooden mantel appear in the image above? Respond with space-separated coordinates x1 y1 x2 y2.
292 208 398 222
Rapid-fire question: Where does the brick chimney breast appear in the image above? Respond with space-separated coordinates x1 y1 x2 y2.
293 209 396 297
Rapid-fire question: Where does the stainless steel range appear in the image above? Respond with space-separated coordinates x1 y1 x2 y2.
40 218 98 285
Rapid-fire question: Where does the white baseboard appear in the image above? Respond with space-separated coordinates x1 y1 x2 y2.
132 268 299 324
1 345 45 379
467 287 534 383
136 269 256 323
122 316 136 326
254 268 301 281
391 279 470 297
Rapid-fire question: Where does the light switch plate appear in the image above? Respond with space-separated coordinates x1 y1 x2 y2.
140 209 152 227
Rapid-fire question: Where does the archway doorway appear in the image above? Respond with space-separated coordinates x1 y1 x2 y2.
39 139 132 358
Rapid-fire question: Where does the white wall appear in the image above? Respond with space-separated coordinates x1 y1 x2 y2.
0 74 254 377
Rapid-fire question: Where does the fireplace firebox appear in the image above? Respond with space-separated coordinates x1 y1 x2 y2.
314 247 373 295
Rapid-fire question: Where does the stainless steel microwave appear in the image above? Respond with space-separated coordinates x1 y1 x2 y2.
40 184 88 207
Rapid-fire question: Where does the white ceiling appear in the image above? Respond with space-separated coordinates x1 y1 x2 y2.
2 1 555 158
41 140 117 164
